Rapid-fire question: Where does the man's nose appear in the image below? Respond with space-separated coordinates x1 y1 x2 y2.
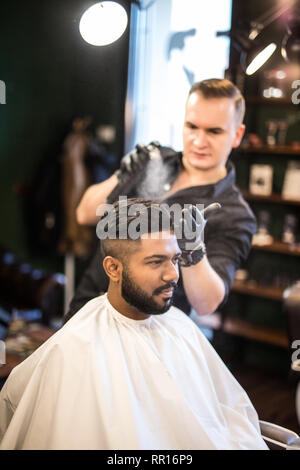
193 129 207 147
161 262 179 282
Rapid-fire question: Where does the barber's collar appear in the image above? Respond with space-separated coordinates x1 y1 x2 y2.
176 153 235 198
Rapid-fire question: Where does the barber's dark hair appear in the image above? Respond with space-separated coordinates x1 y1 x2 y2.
188 78 245 125
100 198 175 261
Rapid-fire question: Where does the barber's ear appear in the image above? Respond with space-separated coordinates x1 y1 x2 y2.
103 256 123 282
232 124 245 148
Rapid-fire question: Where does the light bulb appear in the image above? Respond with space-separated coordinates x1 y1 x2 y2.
79 2 128 47
246 43 277 75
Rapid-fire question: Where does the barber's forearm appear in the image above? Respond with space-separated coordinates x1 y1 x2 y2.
76 174 119 226
181 256 225 316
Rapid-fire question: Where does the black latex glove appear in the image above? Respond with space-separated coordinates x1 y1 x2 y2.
175 203 221 267
106 142 161 204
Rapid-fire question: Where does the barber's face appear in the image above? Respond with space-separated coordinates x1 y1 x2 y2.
121 233 181 315
182 92 245 174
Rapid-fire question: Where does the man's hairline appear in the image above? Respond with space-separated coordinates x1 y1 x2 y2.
102 229 176 261
187 90 244 128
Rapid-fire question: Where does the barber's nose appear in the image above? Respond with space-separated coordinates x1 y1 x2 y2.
193 129 207 147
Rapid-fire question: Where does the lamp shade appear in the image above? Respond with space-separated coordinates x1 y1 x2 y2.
281 19 300 63
217 30 277 76
79 1 128 46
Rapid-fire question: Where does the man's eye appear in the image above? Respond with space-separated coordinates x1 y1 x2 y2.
209 129 223 134
186 123 197 130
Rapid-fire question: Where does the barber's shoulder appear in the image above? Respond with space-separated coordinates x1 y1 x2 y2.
220 184 255 219
231 186 256 224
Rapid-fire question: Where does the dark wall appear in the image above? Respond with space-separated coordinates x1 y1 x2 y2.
0 0 130 269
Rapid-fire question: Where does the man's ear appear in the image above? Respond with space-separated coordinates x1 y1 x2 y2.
232 123 245 149
103 256 123 283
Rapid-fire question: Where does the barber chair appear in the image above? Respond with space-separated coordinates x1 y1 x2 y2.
259 281 300 450
259 420 300 450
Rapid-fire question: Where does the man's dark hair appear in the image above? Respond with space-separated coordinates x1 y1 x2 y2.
100 198 175 263
188 78 245 125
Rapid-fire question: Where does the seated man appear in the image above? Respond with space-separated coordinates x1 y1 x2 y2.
0 199 267 450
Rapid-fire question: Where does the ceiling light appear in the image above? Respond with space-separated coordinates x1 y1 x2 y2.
217 30 277 76
79 1 128 47
245 43 277 75
217 0 296 76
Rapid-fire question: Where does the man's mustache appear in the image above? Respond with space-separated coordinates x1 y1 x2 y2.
153 281 178 295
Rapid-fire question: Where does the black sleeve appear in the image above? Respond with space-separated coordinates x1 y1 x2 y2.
205 199 257 308
63 243 109 324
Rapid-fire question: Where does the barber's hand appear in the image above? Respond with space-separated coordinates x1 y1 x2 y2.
176 203 221 267
107 142 161 204
116 142 161 181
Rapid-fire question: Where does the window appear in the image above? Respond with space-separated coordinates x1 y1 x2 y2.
125 0 232 152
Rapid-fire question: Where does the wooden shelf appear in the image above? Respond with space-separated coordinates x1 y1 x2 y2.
242 191 300 206
223 318 289 348
252 240 300 256
231 280 284 301
239 145 300 155
198 312 289 349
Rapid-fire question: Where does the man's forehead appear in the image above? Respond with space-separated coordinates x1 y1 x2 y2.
138 232 179 256
186 93 236 121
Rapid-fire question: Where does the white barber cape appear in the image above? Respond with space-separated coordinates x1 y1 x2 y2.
0 294 268 450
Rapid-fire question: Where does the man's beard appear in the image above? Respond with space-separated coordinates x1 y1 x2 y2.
121 268 177 315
